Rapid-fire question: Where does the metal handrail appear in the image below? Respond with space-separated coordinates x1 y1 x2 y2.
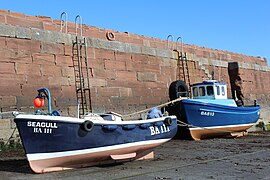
75 15 83 36
176 36 183 53
166 35 173 50
60 12 68 33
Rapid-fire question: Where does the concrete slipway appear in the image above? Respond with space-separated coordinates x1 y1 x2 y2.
0 132 269 180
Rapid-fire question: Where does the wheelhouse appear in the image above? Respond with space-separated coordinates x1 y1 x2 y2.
191 80 227 100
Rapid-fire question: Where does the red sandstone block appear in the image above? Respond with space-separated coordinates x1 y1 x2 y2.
132 87 152 97
0 96 16 107
137 72 157 82
6 38 31 51
0 62 15 74
86 47 95 59
92 68 106 78
138 63 161 73
6 38 40 53
21 85 41 96
116 71 136 81
152 88 166 97
116 33 132 44
48 76 69 86
16 63 41 76
140 96 161 105
6 15 43 29
0 37 6 47
132 54 149 64
88 58 105 70
64 45 73 56
41 42 64 55
26 75 49 86
119 87 133 97
124 97 140 106
8 11 26 18
150 41 165 49
55 55 73 67
40 65 62 77
125 60 133 71
104 60 126 70
97 87 120 97
31 40 42 53
0 15 5 23
107 79 141 88
16 96 35 108
104 69 116 80
145 81 167 89
61 85 76 97
61 67 74 77
148 56 162 65
7 50 32 64
43 22 57 32
95 49 115 60
0 84 22 96
0 10 8 15
89 78 106 87
0 74 25 86
48 86 62 97
36 16 53 23
130 38 144 46
114 52 131 62
32 53 55 65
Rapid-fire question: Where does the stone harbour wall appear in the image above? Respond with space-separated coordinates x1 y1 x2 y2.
0 10 269 142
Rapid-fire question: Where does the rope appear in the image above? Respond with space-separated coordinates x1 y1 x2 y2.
2 128 17 148
121 97 244 134
121 97 186 118
0 111 20 117
0 111 14 117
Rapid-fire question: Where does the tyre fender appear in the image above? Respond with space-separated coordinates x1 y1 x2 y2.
169 80 189 101
82 120 94 132
164 117 172 126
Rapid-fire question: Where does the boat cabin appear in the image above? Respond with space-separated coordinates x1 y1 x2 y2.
191 80 227 100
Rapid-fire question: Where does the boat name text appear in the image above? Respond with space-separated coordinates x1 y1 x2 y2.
149 124 170 136
27 121 58 134
200 111 215 116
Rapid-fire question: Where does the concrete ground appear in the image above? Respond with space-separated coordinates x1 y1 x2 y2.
0 131 270 180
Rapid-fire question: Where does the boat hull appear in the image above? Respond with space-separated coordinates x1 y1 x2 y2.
168 100 260 140
14 115 177 173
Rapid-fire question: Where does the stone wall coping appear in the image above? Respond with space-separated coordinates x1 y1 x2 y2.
0 23 269 72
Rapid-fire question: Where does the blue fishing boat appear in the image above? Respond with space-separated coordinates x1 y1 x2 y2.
14 88 177 173
167 80 260 140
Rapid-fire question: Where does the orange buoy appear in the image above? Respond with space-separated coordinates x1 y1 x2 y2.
34 97 45 108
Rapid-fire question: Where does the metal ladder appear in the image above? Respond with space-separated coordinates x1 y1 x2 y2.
72 16 92 117
175 37 191 91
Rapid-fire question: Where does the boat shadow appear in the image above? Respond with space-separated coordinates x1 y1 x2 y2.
0 159 33 174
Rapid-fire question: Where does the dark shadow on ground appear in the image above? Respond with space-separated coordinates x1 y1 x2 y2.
0 159 33 174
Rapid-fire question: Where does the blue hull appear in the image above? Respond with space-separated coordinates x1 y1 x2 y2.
168 99 260 140
14 114 177 173
181 99 260 127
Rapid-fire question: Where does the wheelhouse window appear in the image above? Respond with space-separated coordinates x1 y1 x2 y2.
206 86 214 96
221 86 225 96
199 87 205 96
193 87 198 97
216 86 220 95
